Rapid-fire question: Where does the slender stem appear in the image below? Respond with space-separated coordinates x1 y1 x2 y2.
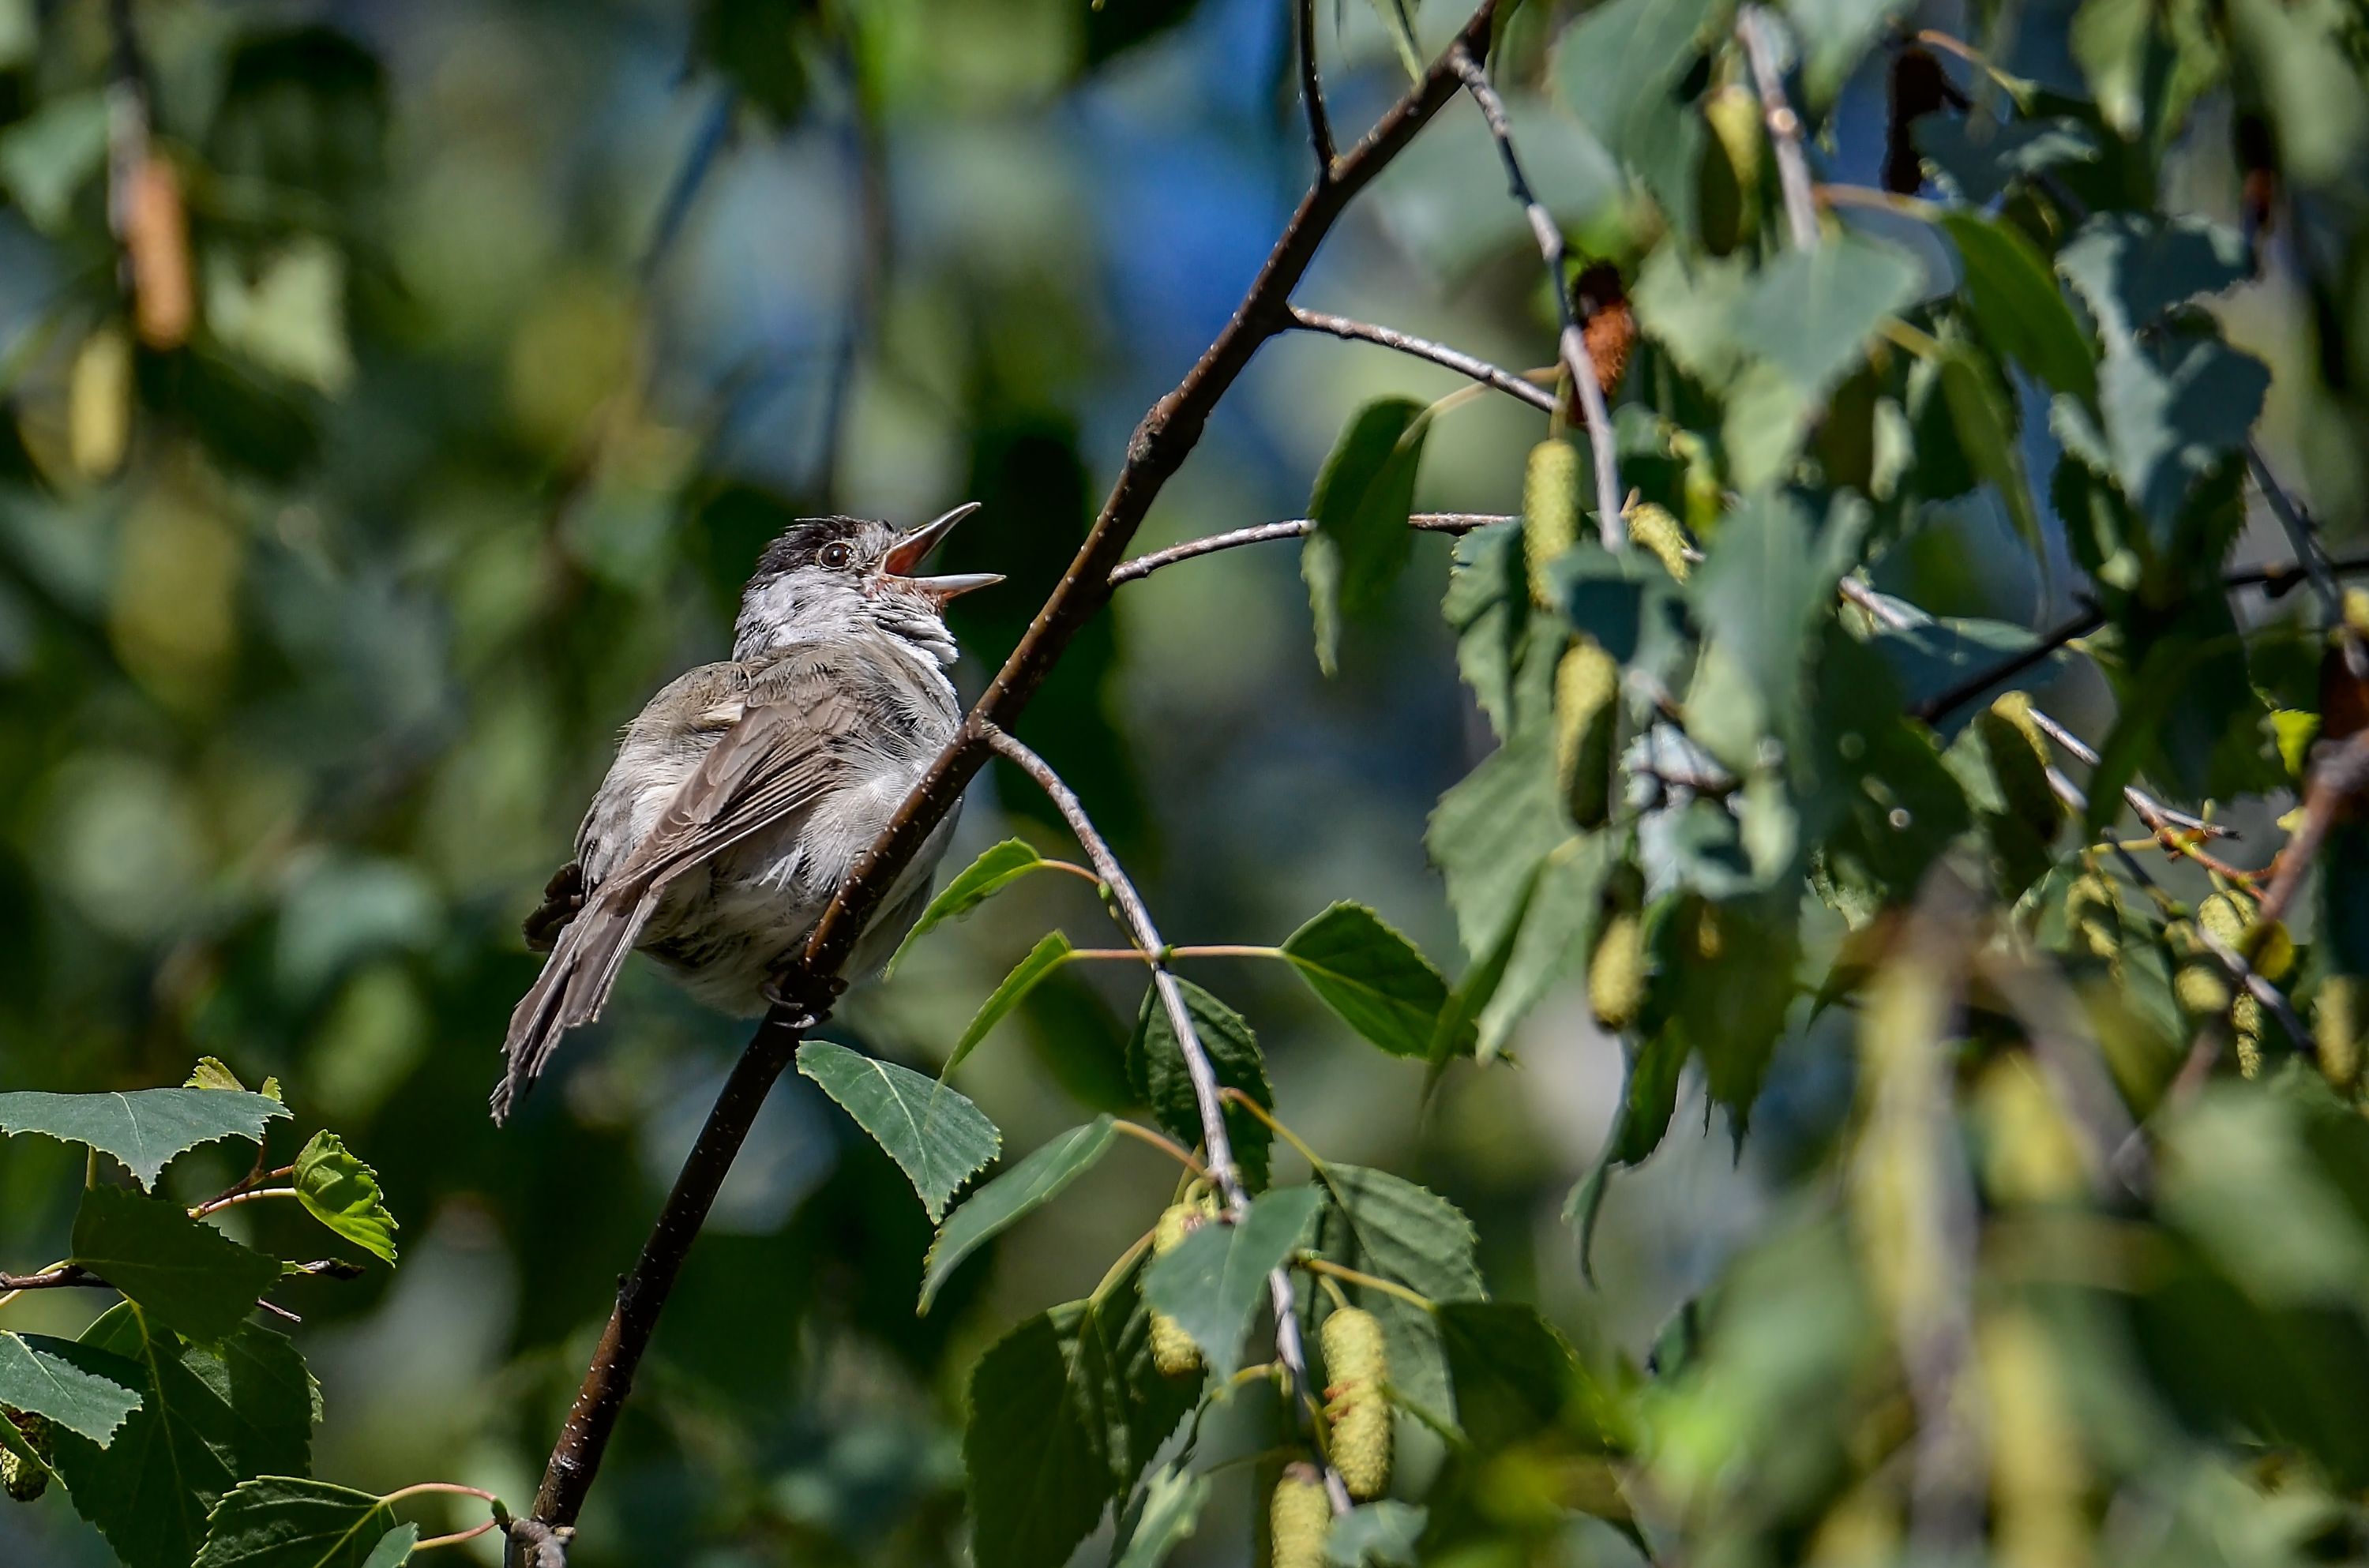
1067 944 1286 962
1911 604 2103 724
383 1484 501 1508
190 1187 299 1218
1042 857 1103 885
982 725 1351 1515
1296 0 1335 174
1286 308 1558 413
1110 1119 1212 1179
416 1521 504 1553
516 9 1503 1547
1819 182 1942 222
1296 1255 1436 1312
1452 48 1626 546
2025 706 2239 845
1739 6 1820 250
1219 1086 1328 1176
1110 514 1506 587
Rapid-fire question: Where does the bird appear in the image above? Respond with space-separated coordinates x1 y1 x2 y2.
492 504 1000 1123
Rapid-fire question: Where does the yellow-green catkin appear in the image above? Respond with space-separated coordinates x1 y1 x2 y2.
1270 1463 1331 1568
1980 1308 2089 1568
2199 890 2295 982
1149 1194 1217 1376
1322 1307 1391 1500
1589 911 1646 1030
1704 84 1764 204
2169 921 2231 1020
68 328 132 479
2232 991 2264 1079
2318 975 2364 1096
1980 692 2063 839
2065 872 2119 961
2 1413 51 1503
1626 501 1691 582
1555 639 1620 827
1523 439 1582 607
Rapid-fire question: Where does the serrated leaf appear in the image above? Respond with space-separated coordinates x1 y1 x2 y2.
1691 490 1864 739
1327 1501 1429 1566
1442 521 1530 738
1142 1187 1326 1379
1305 398 1430 674
948 932 1076 1075
2093 332 2269 529
185 1059 249 1093
921 1117 1118 1313
1312 1165 1487 1421
1477 835 1616 1060
1110 1462 1208 1568
798 1042 1001 1222
1941 211 2097 400
292 1131 399 1265
48 1308 316 1568
1281 903 1453 1059
1436 1301 1622 1450
0 1089 291 1191
193 1478 400 1568
1733 235 1924 400
2056 212 2250 343
888 840 1056 977
1429 723 1570 962
0 1330 143 1444
1937 341 2044 559
1126 980 1275 1189
72 1186 281 1345
1916 113 2101 204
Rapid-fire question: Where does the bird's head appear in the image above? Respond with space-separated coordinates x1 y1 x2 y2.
732 504 1000 665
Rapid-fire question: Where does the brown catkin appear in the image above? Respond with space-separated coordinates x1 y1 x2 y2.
1555 639 1620 827
1626 502 1691 582
2 1413 51 1503
1589 911 1645 1030
1523 439 1582 607
1270 1464 1331 1568
1322 1308 1391 1500
2318 976 2364 1096
1149 1195 1217 1376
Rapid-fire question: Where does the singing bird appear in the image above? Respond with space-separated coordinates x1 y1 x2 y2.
494 505 999 1123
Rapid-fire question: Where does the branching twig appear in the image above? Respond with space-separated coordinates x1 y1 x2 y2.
1286 308 1557 413
983 725 1351 1515
1109 513 1509 587
1738 6 1820 250
2024 706 2243 856
513 11 1502 1545
1450 48 1625 546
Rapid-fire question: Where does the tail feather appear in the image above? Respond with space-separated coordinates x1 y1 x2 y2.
491 881 666 1123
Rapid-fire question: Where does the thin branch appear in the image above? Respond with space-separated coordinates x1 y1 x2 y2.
1286 308 1556 413
2025 707 2239 848
1738 6 1821 250
0 1265 107 1293
2246 443 2365 677
983 725 1352 1515
1297 0 1335 174
1450 48 1625 546
1911 603 2103 724
2254 731 2369 931
1110 514 1506 587
516 7 1501 1547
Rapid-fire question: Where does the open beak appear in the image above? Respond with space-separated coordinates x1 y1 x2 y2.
884 502 1001 602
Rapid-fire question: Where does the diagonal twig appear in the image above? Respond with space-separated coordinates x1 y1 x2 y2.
1738 5 1820 250
1450 48 1626 546
1110 513 1508 587
1286 308 1557 412
2245 443 2362 676
982 725 1352 1516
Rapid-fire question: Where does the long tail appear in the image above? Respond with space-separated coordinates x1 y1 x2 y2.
492 881 663 1123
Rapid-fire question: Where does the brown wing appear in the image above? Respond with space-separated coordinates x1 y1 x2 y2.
494 658 863 1122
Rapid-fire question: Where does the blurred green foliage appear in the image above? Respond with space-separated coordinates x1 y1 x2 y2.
7 0 2369 1565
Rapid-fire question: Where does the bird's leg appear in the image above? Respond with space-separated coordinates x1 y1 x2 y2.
760 965 846 1030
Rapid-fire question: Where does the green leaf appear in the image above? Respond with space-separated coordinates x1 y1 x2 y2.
0 1331 143 1445
361 1527 416 1568
1430 858 1543 1068
1110 1462 1208 1568
887 839 1056 977
0 89 109 231
1126 980 1275 1190
1312 1165 1487 1421
921 1117 1119 1312
48 1308 316 1568
2093 332 2269 529
292 1132 400 1265
1941 211 2098 400
1327 1501 1429 1566
1937 341 2044 559
2056 212 2250 343
1631 245 1754 386
1733 235 1924 400
948 932 1076 1075
1691 490 1864 737
205 239 354 395
1870 610 2061 737
194 1478 400 1568
1916 113 2101 205
1436 1302 1620 1450
797 1042 1001 1222
0 1089 292 1191
1557 0 1720 193
1477 835 1617 1060
1281 903 1453 1059
1442 521 1530 738
1142 1187 1327 1379
185 1059 250 1093
1304 398 1430 675
72 1186 282 1345
1428 723 1570 962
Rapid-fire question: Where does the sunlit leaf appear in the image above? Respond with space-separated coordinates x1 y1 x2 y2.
1142 1187 1325 1378
920 1117 1117 1312
1942 210 2097 399
1282 903 1453 1059
947 931 1076 1075
292 1131 400 1265
888 839 1058 976
798 1042 1001 1222
0 1331 143 1445
1732 235 1924 400
0 1088 291 1191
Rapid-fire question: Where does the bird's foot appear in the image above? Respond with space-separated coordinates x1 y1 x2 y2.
762 968 847 1031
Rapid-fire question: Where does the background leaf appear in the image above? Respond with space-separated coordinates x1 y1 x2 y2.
1303 398 1429 675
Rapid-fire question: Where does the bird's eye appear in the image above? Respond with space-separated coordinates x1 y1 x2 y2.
818 542 854 570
